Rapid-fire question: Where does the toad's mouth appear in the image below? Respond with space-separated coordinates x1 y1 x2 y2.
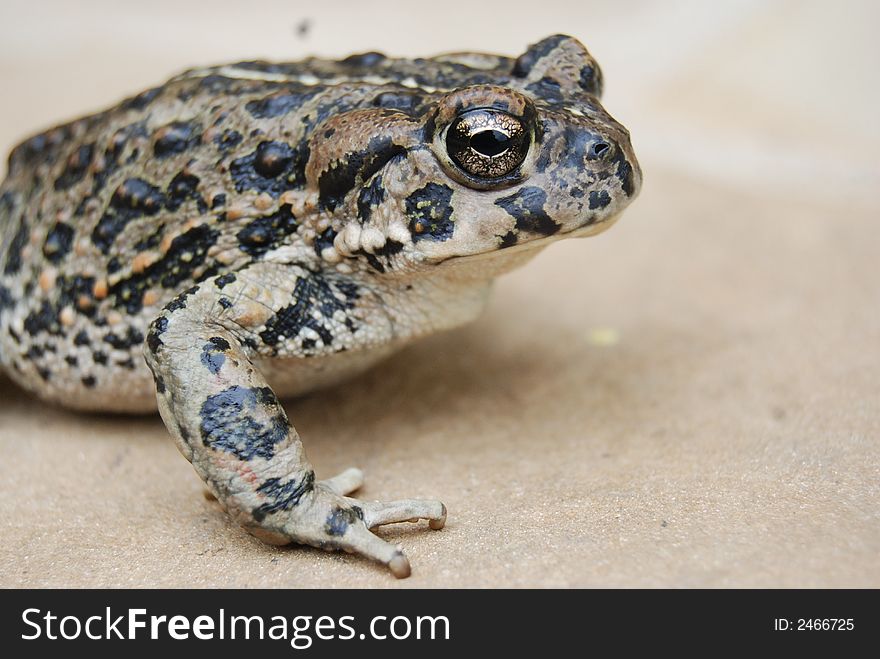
430 209 625 268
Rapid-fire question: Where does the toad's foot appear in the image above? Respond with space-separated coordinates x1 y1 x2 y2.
283 469 446 578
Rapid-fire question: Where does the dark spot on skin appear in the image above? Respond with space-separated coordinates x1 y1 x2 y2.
511 34 568 78
92 350 108 365
26 345 44 359
230 140 309 197
526 76 564 104
73 330 90 346
41 222 75 263
146 316 168 354
0 285 12 320
313 227 338 258
356 174 385 223
406 182 455 241
117 357 136 370
209 337 230 351
92 178 166 254
570 187 584 198
65 355 78 367
588 190 611 209
91 121 148 195
579 64 603 96
162 285 199 315
110 225 218 314
154 374 165 393
218 297 233 309
422 112 437 144
121 86 161 111
325 506 360 536
103 326 144 351
260 274 356 351
254 141 292 178
0 284 12 309
54 143 94 191
56 274 97 318
245 90 317 119
215 272 237 289
214 129 243 152
252 471 315 523
153 122 201 158
236 204 298 257
610 150 636 197
110 178 165 215
23 301 62 337
199 385 289 461
341 51 386 67
556 126 595 173
164 298 186 313
3 219 30 275
360 252 385 273
166 170 203 212
374 239 403 256
8 129 69 173
495 186 561 236
211 193 226 209
200 336 230 374
90 121 149 196
317 136 406 212
36 366 51 381
499 230 518 248
107 257 121 274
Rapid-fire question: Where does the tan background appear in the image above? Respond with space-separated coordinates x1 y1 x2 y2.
0 0 877 587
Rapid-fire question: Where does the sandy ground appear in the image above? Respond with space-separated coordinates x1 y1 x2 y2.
0 0 877 588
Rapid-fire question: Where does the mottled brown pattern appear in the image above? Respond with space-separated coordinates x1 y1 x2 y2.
0 35 640 576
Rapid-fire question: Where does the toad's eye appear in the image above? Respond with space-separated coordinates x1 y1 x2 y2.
445 109 529 180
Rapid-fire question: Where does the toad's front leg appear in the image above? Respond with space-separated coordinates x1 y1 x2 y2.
143 263 445 578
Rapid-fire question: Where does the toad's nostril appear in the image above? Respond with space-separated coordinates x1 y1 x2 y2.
590 141 610 159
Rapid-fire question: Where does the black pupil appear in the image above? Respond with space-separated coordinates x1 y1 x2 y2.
470 130 511 157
